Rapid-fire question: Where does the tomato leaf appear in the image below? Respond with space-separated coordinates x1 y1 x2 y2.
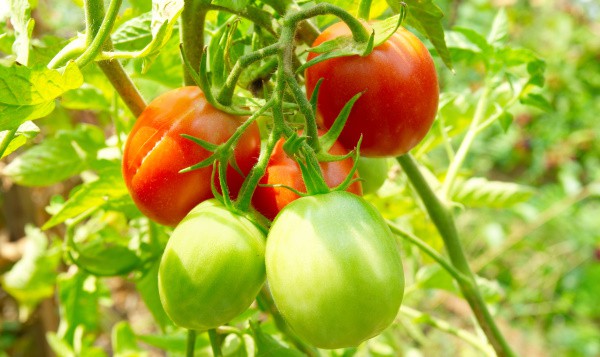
136 260 173 332
520 92 552 112
250 321 305 357
452 26 492 54
487 8 509 47
112 322 144 356
4 124 105 186
43 166 129 229
111 0 183 72
68 218 141 277
60 84 111 111
451 177 535 208
416 264 458 293
0 62 83 130
0 121 39 159
112 12 154 51
8 0 34 65
0 226 61 320
387 0 453 70
55 270 104 345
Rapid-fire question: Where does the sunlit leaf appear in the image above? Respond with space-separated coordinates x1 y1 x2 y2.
0 121 39 158
4 124 105 186
43 165 129 229
451 177 535 208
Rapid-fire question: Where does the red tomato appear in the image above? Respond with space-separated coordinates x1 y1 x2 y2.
305 22 439 157
122 87 260 226
252 131 362 220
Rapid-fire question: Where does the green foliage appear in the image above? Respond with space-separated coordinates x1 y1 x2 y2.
4 124 105 186
1 226 60 319
0 62 83 129
0 0 597 356
0 121 39 159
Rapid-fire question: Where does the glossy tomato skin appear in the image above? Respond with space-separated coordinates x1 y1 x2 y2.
266 191 404 349
305 22 439 157
122 87 260 226
158 199 266 331
252 132 362 220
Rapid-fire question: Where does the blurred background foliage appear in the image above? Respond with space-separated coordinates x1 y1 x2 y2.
0 0 599 356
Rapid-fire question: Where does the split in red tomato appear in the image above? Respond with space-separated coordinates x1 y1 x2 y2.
252 131 362 220
122 86 260 226
305 22 439 157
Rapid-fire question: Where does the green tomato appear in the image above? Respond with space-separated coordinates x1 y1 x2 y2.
158 199 266 331
266 191 404 349
357 157 389 194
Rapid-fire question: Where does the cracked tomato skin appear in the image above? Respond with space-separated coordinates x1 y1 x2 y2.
266 191 404 349
305 22 439 157
122 86 260 226
252 131 362 220
158 199 266 331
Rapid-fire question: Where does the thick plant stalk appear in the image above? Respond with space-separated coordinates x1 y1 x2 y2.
397 154 516 357
181 0 207 86
84 0 146 116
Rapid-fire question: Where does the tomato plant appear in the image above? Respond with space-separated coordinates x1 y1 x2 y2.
158 199 266 331
0 0 554 355
252 131 362 220
122 86 260 226
305 22 439 157
265 191 404 349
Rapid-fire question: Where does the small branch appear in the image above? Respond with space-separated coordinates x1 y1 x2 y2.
76 0 123 68
82 0 146 117
285 3 370 44
400 306 495 356
387 221 470 285
441 85 492 199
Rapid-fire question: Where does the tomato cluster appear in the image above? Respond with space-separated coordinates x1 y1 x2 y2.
124 17 437 350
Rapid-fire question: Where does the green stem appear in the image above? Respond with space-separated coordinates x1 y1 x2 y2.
187 330 196 357
97 61 146 117
285 3 370 43
284 77 321 152
181 0 207 86
206 4 277 37
441 85 491 199
236 127 280 212
47 38 85 69
83 0 146 117
0 128 18 159
397 154 515 357
400 306 494 356
387 221 470 285
217 43 280 106
208 329 222 357
358 0 373 20
76 0 122 68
